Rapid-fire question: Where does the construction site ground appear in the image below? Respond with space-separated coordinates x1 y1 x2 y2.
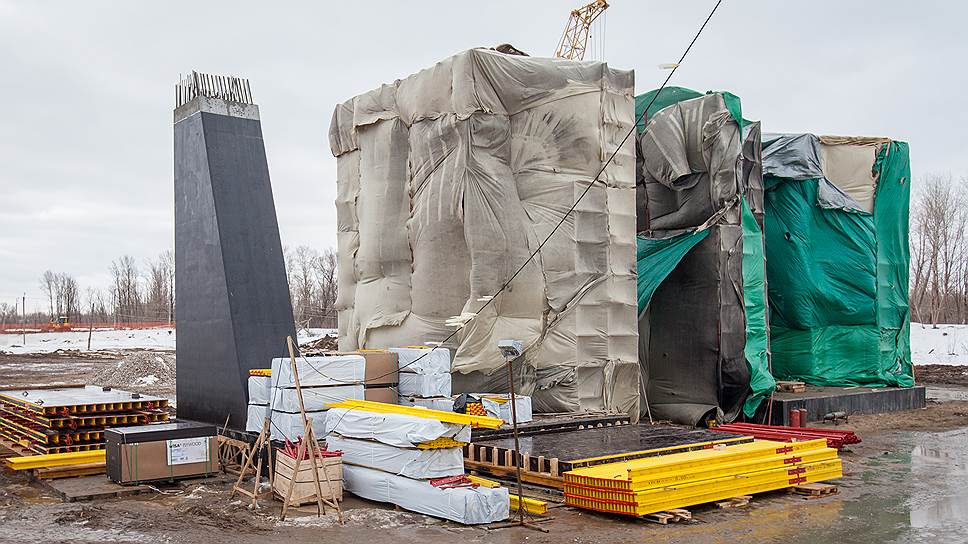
0 351 966 543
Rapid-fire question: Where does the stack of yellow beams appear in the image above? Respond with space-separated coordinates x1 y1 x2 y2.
564 439 841 516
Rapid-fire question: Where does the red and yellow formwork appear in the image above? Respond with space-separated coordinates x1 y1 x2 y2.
564 439 841 516
0 385 169 454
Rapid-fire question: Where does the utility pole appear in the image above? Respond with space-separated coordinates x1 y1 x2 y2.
21 293 26 346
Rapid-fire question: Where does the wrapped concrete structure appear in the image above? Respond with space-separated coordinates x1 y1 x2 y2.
329 49 638 415
634 88 774 425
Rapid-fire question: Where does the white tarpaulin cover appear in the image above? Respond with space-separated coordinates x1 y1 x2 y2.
326 434 464 479
399 373 452 398
324 408 471 448
270 410 327 442
480 395 533 424
390 347 452 374
398 396 456 411
342 463 509 524
329 48 639 415
270 384 365 413
270 355 365 388
247 375 270 405
246 403 269 432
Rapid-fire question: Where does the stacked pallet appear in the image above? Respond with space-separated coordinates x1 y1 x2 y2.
0 385 169 455
564 439 841 517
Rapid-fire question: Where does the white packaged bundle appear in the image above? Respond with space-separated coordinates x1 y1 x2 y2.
270 384 365 413
342 463 508 524
269 410 327 442
247 375 271 405
398 396 455 412
398 372 452 398
481 395 532 424
324 408 470 448
326 434 463 479
390 347 452 375
270 355 365 388
246 403 270 432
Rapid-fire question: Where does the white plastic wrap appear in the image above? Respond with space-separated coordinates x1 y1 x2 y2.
480 395 532 424
326 435 463 479
269 410 327 442
246 403 269 432
270 355 365 388
247 375 270 405
330 49 638 416
342 463 508 524
270 385 365 413
390 347 452 374
398 396 455 411
398 373 452 398
324 408 471 448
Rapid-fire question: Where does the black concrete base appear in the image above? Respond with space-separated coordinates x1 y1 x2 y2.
765 386 926 426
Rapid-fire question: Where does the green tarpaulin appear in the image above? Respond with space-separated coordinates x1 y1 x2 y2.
763 140 912 387
636 230 709 314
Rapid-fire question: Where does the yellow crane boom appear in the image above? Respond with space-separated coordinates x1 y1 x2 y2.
555 0 609 61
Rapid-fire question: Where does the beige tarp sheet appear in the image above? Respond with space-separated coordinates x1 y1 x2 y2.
329 49 638 415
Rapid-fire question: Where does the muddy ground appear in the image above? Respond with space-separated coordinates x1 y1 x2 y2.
0 352 966 543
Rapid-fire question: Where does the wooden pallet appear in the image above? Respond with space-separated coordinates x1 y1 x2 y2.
33 462 106 480
776 381 806 393
644 508 692 524
792 483 838 499
715 495 752 509
464 443 565 488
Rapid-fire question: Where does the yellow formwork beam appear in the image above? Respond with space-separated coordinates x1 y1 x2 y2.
511 494 548 515
5 450 105 471
568 447 837 492
326 399 504 429
467 475 501 488
566 459 842 516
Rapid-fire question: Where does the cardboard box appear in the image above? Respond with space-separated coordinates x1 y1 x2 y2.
364 386 396 404
338 350 399 386
106 421 219 485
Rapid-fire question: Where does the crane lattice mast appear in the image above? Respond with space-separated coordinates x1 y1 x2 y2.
554 0 609 61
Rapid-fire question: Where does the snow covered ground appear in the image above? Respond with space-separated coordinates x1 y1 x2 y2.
3 325 963 365
0 327 335 354
911 323 968 366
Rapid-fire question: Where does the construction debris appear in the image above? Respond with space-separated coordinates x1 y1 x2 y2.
91 352 176 389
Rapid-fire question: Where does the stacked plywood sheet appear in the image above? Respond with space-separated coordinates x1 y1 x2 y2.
564 439 841 516
0 386 169 454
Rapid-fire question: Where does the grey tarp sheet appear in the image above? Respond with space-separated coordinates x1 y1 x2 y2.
636 93 764 425
329 49 639 416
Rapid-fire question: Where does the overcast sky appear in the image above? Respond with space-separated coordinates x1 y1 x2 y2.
1 0 964 313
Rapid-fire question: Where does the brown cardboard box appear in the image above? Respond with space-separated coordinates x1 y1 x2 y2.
364 386 396 404
106 421 219 485
339 350 398 386
113 437 218 484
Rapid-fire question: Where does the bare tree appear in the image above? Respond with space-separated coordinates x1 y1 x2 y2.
40 270 57 318
910 173 968 326
110 256 143 323
145 250 175 323
283 245 338 329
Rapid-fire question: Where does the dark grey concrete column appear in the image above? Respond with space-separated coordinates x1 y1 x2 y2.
174 76 295 429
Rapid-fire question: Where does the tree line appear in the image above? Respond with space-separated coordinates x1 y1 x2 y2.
3 245 337 330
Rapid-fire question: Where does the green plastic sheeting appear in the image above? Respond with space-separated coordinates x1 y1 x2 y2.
635 86 702 132
764 142 913 387
741 201 775 416
636 230 709 314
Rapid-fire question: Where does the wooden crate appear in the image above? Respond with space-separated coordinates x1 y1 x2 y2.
272 453 343 506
